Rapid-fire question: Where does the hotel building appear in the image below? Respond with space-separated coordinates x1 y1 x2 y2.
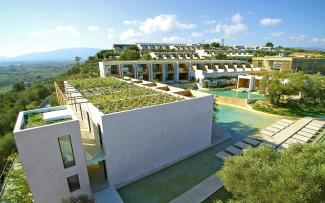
13 77 214 203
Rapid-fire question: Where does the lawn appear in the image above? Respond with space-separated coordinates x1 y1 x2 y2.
252 99 325 118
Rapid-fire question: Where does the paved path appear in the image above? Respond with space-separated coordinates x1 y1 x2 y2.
255 117 313 147
169 175 224 203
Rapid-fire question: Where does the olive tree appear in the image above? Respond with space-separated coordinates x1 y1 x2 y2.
218 144 325 203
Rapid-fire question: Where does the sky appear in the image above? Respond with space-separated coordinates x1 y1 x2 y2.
1 0 325 56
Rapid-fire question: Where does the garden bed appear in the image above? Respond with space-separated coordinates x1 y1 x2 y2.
252 100 325 118
68 78 184 114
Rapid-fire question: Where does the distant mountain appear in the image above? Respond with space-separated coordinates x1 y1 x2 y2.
294 47 325 52
0 48 101 62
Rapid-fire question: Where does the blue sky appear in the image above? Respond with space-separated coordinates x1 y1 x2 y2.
1 0 325 56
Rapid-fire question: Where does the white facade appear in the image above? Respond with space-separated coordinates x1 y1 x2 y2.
13 106 91 203
101 91 213 187
13 77 215 202
98 60 253 82
65 79 214 188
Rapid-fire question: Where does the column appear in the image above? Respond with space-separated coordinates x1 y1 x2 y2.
162 63 166 82
175 62 179 82
134 63 138 79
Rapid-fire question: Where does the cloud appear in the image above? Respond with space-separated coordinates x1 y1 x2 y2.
223 23 248 39
119 28 143 41
203 19 217 25
162 36 186 43
210 38 221 43
27 31 46 37
290 35 325 44
310 37 325 43
191 32 203 37
51 26 80 36
27 26 80 37
291 35 307 42
211 23 223 33
231 13 242 24
139 14 196 34
260 18 282 26
123 20 139 26
210 14 248 39
271 32 284 37
107 28 115 39
88 25 99 32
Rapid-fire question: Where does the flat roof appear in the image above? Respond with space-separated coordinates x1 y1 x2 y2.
15 106 73 130
67 77 184 114
101 59 248 64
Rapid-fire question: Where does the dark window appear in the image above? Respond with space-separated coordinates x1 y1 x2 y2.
58 135 76 168
67 174 80 192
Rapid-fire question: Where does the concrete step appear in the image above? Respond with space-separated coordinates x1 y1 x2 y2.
225 146 243 156
234 141 251 149
260 129 275 137
265 126 281 133
242 137 260 147
215 151 232 161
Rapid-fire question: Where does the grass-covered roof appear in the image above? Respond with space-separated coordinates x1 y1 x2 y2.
68 77 183 114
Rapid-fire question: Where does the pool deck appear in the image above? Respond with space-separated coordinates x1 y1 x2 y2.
169 174 224 203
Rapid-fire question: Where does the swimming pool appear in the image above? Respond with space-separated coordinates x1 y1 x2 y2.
118 104 279 203
201 89 263 100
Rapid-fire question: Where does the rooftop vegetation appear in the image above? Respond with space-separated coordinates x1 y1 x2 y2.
68 77 184 114
24 112 71 129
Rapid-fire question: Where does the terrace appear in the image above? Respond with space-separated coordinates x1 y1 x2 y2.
22 107 72 129
67 77 184 115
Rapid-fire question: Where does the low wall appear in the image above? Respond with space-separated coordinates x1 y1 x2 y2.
214 96 247 106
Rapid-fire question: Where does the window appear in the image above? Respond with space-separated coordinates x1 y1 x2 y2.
67 174 80 192
58 135 76 168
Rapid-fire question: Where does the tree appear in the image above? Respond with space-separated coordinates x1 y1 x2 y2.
74 56 81 65
218 144 325 203
12 82 25 92
211 42 220 48
203 44 210 49
120 49 140 60
214 53 227 60
265 42 274 48
141 52 152 60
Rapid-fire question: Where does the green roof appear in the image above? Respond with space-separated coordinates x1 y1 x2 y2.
68 77 184 114
24 113 71 129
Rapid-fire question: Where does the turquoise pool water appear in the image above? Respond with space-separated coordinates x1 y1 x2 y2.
201 89 263 100
118 104 279 203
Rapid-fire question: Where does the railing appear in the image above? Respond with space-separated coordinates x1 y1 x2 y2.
54 81 67 106
0 148 16 198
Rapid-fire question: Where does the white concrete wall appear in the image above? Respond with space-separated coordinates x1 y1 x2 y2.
101 96 213 187
14 118 91 203
99 62 106 78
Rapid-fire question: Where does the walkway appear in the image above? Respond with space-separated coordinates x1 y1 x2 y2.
169 174 223 203
93 184 124 203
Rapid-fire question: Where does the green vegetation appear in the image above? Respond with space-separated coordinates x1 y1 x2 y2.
0 154 33 203
0 55 100 188
69 78 183 114
265 42 274 48
218 144 325 203
62 194 95 203
24 113 71 129
0 62 71 93
252 70 325 117
253 100 325 118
